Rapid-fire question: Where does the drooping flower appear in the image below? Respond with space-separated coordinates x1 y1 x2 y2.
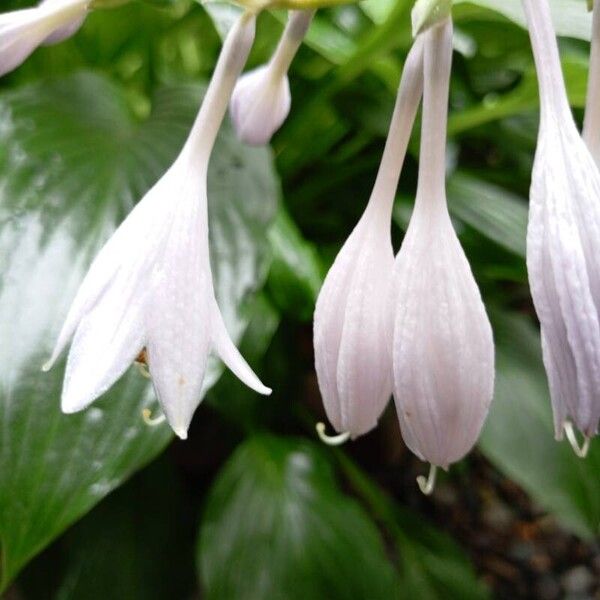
313 36 424 443
521 0 600 455
229 9 313 146
0 0 88 78
392 18 494 489
43 12 271 440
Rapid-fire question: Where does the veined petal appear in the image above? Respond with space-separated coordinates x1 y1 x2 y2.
527 125 600 437
314 214 394 438
393 206 495 469
44 169 174 370
61 272 147 413
335 223 394 437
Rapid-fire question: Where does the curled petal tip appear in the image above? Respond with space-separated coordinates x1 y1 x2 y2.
41 358 53 372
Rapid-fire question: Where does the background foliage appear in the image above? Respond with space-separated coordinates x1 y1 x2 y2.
0 0 598 598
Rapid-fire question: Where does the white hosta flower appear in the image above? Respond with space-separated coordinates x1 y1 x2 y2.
522 0 600 453
0 0 88 78
392 19 494 482
229 10 313 146
44 13 270 439
313 37 424 442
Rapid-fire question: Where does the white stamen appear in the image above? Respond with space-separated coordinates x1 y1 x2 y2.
142 408 166 427
417 464 437 495
316 422 350 445
563 421 591 458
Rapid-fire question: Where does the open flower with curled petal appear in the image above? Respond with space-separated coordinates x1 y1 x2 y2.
392 19 494 492
43 13 271 439
0 0 88 78
313 36 424 443
521 0 600 455
229 9 313 146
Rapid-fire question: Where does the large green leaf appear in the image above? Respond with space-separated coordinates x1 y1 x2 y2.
0 72 277 588
16 456 196 600
197 435 400 600
480 311 600 539
267 206 324 321
447 172 527 257
454 0 592 41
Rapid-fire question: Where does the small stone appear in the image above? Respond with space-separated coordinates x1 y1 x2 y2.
561 565 594 595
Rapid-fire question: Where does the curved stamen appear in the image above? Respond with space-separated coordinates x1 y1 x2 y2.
316 422 350 446
142 408 166 427
563 421 591 458
417 463 437 495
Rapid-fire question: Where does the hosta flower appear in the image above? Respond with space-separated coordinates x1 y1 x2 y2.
522 0 600 455
0 0 88 78
313 36 424 442
44 13 271 439
392 19 494 488
229 9 313 146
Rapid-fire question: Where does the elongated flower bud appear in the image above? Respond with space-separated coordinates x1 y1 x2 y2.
0 0 88 78
584 0 600 165
522 0 600 453
313 37 424 442
229 10 313 146
392 19 494 474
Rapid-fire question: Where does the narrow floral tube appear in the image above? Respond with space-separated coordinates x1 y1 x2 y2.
229 9 314 146
392 18 495 471
521 0 600 450
0 0 88 78
44 13 271 440
584 0 600 165
313 36 424 441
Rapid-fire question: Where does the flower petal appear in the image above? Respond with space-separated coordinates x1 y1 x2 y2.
393 207 495 469
211 297 271 396
61 273 147 413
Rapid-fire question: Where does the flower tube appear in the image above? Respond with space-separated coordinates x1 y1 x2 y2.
0 0 88 77
44 13 271 440
229 9 313 146
313 36 424 443
392 18 494 490
522 0 600 455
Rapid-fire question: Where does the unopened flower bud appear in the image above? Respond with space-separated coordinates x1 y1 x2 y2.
392 19 494 475
229 10 313 145
314 37 424 441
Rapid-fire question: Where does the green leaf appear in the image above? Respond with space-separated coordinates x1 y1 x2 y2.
453 0 592 41
17 457 196 600
480 310 600 539
0 72 278 588
448 54 589 137
447 172 528 257
336 453 491 600
197 435 400 600
267 207 324 321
